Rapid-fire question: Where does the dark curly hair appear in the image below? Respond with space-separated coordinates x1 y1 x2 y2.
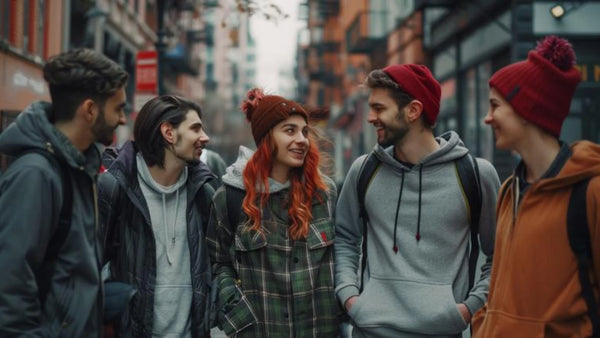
43 48 128 122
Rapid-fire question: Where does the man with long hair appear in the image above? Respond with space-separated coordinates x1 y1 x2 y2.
335 64 501 337
0 48 128 336
98 95 215 337
207 88 341 337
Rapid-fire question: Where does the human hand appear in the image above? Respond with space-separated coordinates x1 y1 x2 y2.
457 303 472 323
344 296 358 312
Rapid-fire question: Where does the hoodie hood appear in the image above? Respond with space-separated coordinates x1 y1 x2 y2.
222 145 290 193
373 130 469 170
535 141 600 192
0 101 100 176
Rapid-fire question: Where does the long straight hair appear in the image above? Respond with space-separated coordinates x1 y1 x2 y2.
242 128 328 239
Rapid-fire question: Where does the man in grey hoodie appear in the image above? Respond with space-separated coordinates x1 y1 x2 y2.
98 95 215 337
0 49 128 336
335 64 501 337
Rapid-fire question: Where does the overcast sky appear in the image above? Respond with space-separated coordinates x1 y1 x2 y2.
250 0 302 96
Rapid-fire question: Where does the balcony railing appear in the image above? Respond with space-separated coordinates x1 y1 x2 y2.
345 10 388 54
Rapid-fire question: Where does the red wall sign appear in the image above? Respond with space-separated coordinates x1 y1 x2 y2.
135 50 158 93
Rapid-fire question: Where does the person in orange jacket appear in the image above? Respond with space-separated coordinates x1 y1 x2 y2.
472 35 600 337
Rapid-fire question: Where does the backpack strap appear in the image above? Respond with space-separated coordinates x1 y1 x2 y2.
225 185 246 229
567 178 599 336
28 149 73 305
455 153 482 290
356 153 381 292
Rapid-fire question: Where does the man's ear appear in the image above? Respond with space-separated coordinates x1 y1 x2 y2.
160 121 175 144
78 99 97 124
405 100 424 124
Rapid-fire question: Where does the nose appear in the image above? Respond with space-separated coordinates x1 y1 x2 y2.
118 110 127 125
295 132 309 144
367 109 377 124
199 129 209 144
483 109 493 125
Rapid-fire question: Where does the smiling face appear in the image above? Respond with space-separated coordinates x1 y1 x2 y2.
367 87 410 148
171 110 209 165
270 114 309 181
92 86 127 146
484 87 527 151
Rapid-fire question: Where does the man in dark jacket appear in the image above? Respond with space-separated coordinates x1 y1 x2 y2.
98 95 215 337
0 49 128 336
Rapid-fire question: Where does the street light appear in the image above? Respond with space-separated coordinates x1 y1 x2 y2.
550 2 586 20
550 4 566 19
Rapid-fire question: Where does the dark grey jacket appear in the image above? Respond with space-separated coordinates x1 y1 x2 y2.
98 140 215 337
0 102 103 337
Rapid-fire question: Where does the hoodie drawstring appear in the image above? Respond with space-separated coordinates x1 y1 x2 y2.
416 165 423 242
392 171 405 253
162 187 180 265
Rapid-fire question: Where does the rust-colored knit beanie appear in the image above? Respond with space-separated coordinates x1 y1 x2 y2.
240 88 309 145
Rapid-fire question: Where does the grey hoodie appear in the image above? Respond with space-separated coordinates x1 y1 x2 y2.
335 131 500 337
222 146 291 193
136 154 192 338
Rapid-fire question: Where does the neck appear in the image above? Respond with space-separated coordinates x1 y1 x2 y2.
394 127 439 164
517 133 560 183
270 164 290 184
54 121 93 152
148 150 186 186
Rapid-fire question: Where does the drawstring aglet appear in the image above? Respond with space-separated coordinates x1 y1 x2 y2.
393 246 398 254
415 233 421 241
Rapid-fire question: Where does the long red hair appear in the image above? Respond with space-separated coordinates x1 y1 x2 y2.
241 125 328 240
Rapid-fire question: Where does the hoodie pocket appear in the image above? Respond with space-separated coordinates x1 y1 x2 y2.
348 277 468 335
474 310 545 338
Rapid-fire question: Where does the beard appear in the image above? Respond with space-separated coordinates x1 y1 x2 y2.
378 123 410 148
92 106 117 146
172 137 201 165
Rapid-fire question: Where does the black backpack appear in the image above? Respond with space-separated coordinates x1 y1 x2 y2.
356 151 482 292
566 178 599 337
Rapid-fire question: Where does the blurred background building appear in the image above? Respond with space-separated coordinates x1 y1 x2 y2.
296 0 600 184
0 0 257 169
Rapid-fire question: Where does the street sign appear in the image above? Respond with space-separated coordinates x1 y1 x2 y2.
135 50 158 93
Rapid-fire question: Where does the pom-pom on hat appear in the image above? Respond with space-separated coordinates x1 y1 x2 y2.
382 64 441 125
240 88 309 145
489 35 581 137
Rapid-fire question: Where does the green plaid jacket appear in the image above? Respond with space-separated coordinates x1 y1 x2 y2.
207 182 340 337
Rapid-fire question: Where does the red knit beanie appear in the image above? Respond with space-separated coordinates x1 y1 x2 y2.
240 88 309 145
489 35 581 137
382 64 441 125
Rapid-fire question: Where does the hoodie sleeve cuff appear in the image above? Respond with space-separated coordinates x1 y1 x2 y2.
336 285 360 307
464 295 485 315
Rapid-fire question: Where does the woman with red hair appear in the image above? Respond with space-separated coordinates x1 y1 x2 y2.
207 88 340 337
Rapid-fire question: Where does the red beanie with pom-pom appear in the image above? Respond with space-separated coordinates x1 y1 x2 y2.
489 35 581 137
240 88 308 145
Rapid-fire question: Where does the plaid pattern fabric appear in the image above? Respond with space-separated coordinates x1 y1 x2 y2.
207 186 340 337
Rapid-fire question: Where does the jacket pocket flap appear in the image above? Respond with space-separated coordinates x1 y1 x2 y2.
307 219 335 249
235 230 267 251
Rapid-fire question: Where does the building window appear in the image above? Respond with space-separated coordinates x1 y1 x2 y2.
23 0 30 50
0 0 10 41
36 0 46 57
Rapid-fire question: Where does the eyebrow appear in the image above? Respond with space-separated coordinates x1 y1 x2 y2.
281 123 305 129
369 102 385 108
